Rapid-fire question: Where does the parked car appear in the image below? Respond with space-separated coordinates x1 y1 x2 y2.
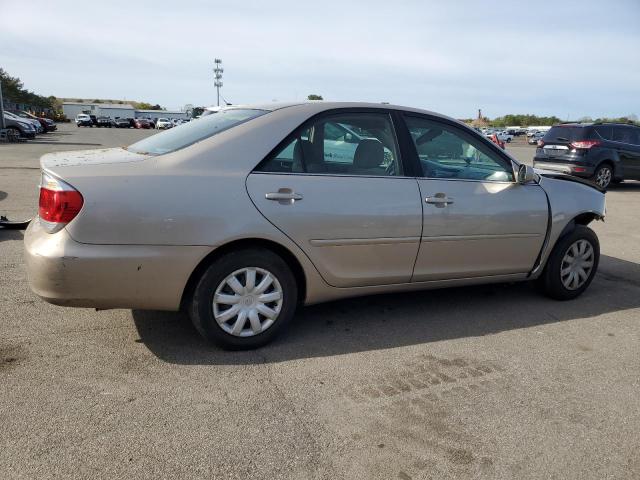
528 132 545 144
96 116 113 128
5 111 42 134
484 130 512 143
25 102 606 349
134 118 151 129
496 131 513 143
156 118 173 130
114 118 131 128
3 113 37 139
75 114 93 127
12 111 56 132
533 122 640 189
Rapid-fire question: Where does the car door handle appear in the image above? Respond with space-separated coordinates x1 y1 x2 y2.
265 189 303 204
425 194 454 207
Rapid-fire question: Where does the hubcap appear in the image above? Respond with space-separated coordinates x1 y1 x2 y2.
595 167 612 188
212 267 283 337
560 239 595 291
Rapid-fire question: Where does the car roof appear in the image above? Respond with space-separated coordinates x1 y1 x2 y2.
220 101 457 122
554 122 639 128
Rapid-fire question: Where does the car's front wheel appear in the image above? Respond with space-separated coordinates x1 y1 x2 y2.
189 248 298 349
537 225 599 300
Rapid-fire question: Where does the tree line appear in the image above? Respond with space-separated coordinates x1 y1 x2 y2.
1 68 58 110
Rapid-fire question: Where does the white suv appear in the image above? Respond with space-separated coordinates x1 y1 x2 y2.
75 114 93 127
156 118 172 130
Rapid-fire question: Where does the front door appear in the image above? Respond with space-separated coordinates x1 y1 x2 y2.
402 115 549 281
247 110 423 288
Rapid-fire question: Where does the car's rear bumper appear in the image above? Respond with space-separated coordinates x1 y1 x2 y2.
24 219 211 311
533 159 594 178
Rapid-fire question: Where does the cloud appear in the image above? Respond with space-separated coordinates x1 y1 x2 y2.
1 0 638 117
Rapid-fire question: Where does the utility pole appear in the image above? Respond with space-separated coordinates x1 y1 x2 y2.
0 82 5 129
213 58 224 107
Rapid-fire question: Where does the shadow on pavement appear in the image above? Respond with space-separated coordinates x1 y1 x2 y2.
608 181 640 191
0 229 25 242
133 254 640 365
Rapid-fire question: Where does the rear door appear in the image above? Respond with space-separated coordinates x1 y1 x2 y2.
612 126 640 179
402 114 548 281
247 110 422 288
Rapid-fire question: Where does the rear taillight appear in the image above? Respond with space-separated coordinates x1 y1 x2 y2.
38 171 83 233
537 140 545 147
570 140 601 149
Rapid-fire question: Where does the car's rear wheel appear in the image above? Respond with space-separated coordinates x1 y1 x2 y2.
189 248 298 349
593 163 613 189
537 225 599 300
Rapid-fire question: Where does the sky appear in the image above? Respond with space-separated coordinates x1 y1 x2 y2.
1 0 639 119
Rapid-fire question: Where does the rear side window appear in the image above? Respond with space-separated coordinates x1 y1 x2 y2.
257 112 403 177
594 125 613 140
127 108 267 155
543 126 589 143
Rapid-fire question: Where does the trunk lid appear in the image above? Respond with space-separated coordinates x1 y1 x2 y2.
40 147 149 169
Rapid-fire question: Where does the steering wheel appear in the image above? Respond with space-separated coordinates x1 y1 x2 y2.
384 162 396 176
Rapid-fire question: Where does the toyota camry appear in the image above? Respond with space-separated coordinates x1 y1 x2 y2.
25 102 606 349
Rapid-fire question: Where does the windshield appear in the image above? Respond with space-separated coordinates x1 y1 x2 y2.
127 108 267 155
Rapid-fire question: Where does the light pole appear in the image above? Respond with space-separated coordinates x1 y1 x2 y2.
213 58 224 107
0 82 5 130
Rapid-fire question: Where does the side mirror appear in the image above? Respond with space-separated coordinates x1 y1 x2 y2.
518 164 538 184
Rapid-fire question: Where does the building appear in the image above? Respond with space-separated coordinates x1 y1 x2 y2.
62 102 135 120
62 102 188 121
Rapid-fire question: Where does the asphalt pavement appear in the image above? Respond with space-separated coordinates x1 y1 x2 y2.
1 124 639 479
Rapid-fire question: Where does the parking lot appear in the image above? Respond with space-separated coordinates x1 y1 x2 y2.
1 123 639 479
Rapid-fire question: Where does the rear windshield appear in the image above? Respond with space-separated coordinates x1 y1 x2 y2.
127 108 267 155
542 126 591 143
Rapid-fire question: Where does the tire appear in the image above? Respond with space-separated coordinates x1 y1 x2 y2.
537 225 600 300
592 163 613 189
6 126 21 139
189 248 298 349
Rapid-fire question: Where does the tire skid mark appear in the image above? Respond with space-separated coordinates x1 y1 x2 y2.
345 354 505 405
336 354 504 478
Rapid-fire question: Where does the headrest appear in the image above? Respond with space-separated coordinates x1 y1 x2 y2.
353 139 384 169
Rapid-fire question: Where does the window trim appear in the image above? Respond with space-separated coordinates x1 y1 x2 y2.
253 107 411 178
398 113 518 183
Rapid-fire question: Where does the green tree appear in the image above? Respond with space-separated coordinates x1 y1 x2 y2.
307 94 323 100
0 68 57 110
134 102 164 110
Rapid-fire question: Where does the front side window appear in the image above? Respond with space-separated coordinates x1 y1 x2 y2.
405 116 514 182
257 112 402 176
127 108 267 155
612 126 638 145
